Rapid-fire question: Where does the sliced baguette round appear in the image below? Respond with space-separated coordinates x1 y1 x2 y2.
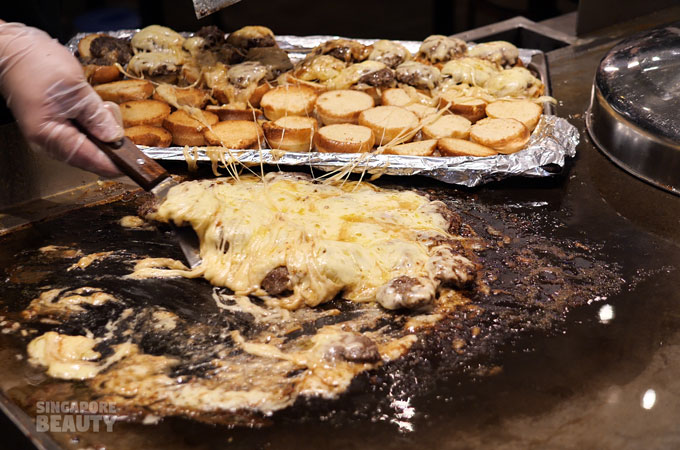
485 99 542 132
384 139 437 156
124 125 172 147
249 83 272 108
404 103 438 119
153 85 209 109
358 106 418 146
315 89 375 125
94 79 154 103
469 117 530 154
78 34 101 59
422 114 471 140
263 116 318 152
203 120 263 149
438 92 487 123
120 100 171 127
381 88 412 107
437 138 497 157
314 124 375 153
83 64 121 85
260 85 318 121
206 105 263 121
163 110 219 146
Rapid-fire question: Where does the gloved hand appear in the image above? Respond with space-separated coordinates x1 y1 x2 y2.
0 21 124 177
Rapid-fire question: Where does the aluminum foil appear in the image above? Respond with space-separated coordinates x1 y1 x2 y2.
67 31 579 187
142 115 576 185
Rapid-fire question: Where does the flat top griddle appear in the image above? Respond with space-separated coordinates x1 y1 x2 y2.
2 12 680 450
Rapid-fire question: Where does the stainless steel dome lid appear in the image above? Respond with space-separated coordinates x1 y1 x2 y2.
586 24 680 195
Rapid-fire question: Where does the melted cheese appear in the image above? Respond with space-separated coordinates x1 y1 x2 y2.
23 287 117 318
418 35 466 63
485 67 543 98
182 36 206 57
295 55 346 82
128 48 186 76
441 57 500 87
120 215 149 228
326 60 388 90
368 40 411 68
131 25 184 52
142 174 465 310
467 41 519 67
27 332 135 380
227 61 268 88
68 251 114 271
395 61 442 90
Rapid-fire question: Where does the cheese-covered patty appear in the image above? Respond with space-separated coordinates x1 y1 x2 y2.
142 173 476 310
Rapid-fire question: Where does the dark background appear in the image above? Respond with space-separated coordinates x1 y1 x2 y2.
3 0 577 43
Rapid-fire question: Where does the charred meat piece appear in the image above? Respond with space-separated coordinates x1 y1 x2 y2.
368 40 411 69
325 334 380 363
312 39 371 63
467 41 519 68
376 276 436 310
227 61 269 88
193 26 245 64
226 26 277 50
195 25 226 48
86 36 132 66
261 266 292 296
245 47 293 80
417 35 467 64
358 67 396 88
426 247 477 287
395 61 442 90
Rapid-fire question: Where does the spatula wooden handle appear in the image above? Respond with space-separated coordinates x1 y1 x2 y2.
75 121 170 191
92 136 169 190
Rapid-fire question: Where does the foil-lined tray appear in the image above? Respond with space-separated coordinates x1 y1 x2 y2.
67 32 579 186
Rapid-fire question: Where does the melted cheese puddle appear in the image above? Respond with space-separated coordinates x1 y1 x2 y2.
27 332 135 380
139 173 463 310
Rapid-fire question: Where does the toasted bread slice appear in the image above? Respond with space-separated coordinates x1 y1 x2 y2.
383 139 437 156
314 124 375 153
77 34 103 60
94 79 154 103
263 116 318 152
485 99 542 132
180 62 202 85
437 138 497 157
260 85 318 121
153 85 210 109
358 106 419 146
404 103 438 119
381 88 412 107
203 120 263 149
163 110 219 146
422 114 471 140
83 64 121 85
438 92 487 123
120 100 171 127
124 125 172 147
315 89 375 125
469 117 530 154
206 105 263 121
249 83 272 108
280 73 329 95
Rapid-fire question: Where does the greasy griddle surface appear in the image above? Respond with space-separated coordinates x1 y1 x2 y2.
0 178 624 447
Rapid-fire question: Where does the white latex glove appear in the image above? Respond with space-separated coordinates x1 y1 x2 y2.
0 21 124 177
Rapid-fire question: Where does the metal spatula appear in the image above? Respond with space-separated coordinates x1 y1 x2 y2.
85 133 202 269
192 0 243 19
